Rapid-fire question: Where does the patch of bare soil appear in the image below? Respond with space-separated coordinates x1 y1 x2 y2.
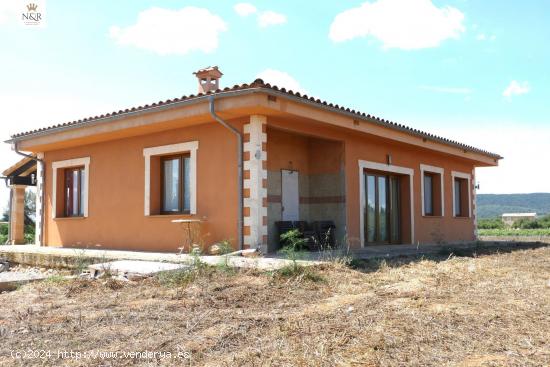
0 248 549 366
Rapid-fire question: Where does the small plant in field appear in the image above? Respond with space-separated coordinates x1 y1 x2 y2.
157 268 195 287
190 247 207 269
216 259 236 274
314 232 354 266
280 229 307 252
217 239 233 255
73 248 94 275
216 240 236 274
158 249 218 287
279 229 307 269
44 274 68 284
277 229 324 281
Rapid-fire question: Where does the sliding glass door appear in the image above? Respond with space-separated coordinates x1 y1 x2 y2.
365 172 401 244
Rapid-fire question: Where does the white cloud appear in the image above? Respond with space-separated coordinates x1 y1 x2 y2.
234 3 257 17
476 33 496 41
502 80 530 99
256 69 306 94
419 85 472 94
329 0 465 50
109 7 227 55
258 11 287 28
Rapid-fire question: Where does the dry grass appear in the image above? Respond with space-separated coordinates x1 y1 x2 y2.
0 247 549 366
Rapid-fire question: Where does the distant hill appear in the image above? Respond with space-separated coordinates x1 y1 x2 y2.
477 193 550 218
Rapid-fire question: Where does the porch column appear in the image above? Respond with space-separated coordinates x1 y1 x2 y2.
243 115 268 251
9 185 26 244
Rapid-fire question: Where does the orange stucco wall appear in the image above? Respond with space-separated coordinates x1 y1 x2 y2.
41 113 477 252
43 121 243 252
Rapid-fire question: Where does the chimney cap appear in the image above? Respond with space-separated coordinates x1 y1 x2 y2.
193 66 223 78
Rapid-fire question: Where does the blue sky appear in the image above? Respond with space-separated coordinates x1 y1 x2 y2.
1 0 549 213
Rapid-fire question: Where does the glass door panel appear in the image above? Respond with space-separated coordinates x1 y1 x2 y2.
366 175 376 242
365 172 401 244
377 176 388 242
390 177 400 243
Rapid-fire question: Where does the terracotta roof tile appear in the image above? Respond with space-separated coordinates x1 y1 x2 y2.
8 79 501 159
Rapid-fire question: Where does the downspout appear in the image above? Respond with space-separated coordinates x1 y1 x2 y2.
12 142 44 246
208 95 243 250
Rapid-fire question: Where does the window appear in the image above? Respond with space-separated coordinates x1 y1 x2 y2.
452 172 471 218
161 155 190 214
423 173 434 216
453 177 468 217
143 141 198 216
52 157 90 219
64 167 85 217
420 164 444 217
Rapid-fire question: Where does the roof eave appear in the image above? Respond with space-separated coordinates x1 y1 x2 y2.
6 84 503 161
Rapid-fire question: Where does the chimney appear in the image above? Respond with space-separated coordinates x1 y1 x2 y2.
193 66 223 94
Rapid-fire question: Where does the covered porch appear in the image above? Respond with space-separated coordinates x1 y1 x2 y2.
1 156 38 245
265 126 346 252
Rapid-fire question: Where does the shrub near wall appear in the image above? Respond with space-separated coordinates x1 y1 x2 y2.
0 223 36 244
0 223 7 244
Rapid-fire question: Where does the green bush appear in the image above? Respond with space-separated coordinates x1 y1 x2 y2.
280 229 307 251
513 215 550 229
477 218 504 229
0 223 7 244
0 223 35 244
539 215 550 228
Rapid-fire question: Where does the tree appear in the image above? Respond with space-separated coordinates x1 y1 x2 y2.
24 191 36 225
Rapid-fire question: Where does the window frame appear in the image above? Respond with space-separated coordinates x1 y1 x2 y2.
52 157 90 219
420 164 444 217
359 160 415 247
160 154 190 215
143 141 198 216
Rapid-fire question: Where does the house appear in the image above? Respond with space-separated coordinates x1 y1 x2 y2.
2 67 501 253
501 213 536 227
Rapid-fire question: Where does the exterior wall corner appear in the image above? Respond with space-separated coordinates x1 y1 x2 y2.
243 115 268 251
